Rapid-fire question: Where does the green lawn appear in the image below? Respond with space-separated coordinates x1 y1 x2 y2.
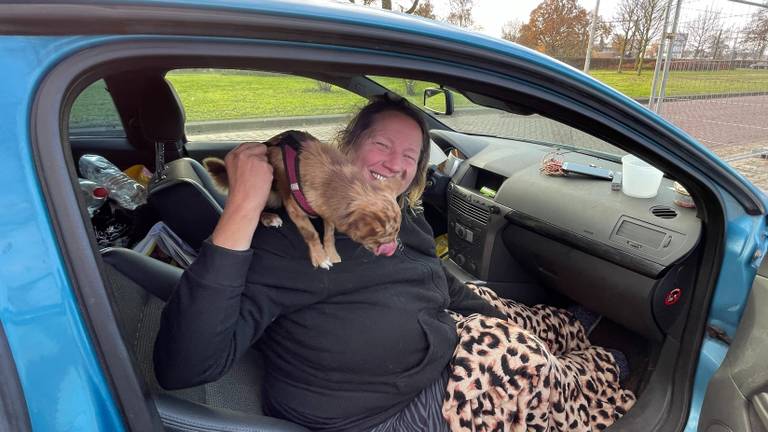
69 69 768 127
590 69 768 99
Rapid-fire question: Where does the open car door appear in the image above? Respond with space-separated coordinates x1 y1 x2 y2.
698 255 768 432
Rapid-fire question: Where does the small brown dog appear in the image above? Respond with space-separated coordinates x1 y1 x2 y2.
203 131 402 269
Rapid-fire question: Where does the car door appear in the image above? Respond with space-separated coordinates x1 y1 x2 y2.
698 254 768 432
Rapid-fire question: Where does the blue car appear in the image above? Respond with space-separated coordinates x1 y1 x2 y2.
0 1 766 431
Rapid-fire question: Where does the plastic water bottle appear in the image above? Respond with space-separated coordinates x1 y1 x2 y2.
78 179 109 217
78 154 147 210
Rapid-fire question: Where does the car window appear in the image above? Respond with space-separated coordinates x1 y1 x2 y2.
369 76 626 159
166 69 368 143
69 79 125 137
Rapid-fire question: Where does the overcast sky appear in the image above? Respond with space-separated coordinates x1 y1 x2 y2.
424 0 759 39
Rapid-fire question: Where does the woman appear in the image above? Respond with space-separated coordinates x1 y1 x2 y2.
154 96 633 432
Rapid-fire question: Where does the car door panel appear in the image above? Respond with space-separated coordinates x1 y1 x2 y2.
698 256 768 432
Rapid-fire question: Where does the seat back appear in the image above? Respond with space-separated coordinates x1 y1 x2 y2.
101 248 309 431
148 158 226 250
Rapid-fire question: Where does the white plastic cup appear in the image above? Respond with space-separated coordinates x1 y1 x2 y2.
621 154 664 198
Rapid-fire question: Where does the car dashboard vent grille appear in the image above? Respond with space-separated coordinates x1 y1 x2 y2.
450 194 490 224
651 205 678 219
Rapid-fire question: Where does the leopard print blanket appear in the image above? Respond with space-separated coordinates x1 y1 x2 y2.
443 285 636 431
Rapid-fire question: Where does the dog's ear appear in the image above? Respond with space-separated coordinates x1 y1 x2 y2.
202 157 229 191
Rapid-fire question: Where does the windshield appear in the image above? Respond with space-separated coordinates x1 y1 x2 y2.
369 76 626 159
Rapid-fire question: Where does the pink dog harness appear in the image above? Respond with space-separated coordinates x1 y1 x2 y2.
280 132 318 217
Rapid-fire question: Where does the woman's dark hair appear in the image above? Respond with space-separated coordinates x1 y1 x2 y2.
335 94 430 209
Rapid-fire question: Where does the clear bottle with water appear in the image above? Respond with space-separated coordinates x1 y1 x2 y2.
78 154 147 210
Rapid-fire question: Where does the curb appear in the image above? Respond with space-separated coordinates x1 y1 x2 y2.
183 92 768 135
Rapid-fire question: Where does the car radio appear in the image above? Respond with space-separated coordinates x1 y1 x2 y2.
447 183 499 276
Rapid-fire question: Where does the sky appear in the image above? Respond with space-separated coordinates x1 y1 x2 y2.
423 0 760 39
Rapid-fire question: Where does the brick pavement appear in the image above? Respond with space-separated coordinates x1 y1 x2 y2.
189 97 768 192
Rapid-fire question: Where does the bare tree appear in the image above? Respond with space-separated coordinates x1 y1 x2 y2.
501 19 523 42
409 0 435 19
709 28 726 60
743 10 768 60
684 6 722 59
592 14 614 51
632 0 667 75
613 0 640 72
447 0 475 28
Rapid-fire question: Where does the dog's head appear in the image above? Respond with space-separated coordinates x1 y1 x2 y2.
337 179 402 256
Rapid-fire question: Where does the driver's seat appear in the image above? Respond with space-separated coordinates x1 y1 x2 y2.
101 247 309 432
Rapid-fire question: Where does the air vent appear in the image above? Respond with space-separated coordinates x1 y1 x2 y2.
450 194 489 224
651 205 678 219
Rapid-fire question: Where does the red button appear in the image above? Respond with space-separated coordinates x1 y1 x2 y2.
664 288 682 306
92 187 109 198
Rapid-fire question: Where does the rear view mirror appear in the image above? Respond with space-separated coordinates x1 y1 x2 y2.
423 87 454 115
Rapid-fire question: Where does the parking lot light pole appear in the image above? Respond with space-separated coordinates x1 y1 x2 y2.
655 0 684 113
584 0 600 73
649 0 674 110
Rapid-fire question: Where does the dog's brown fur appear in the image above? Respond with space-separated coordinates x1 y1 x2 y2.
203 131 402 269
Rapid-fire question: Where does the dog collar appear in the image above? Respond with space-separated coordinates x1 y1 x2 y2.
280 133 319 217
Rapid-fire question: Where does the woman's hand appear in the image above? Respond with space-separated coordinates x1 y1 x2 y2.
211 142 274 250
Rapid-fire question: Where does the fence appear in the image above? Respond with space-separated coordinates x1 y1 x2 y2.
649 0 768 192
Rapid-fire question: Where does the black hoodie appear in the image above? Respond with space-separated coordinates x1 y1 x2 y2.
154 208 505 431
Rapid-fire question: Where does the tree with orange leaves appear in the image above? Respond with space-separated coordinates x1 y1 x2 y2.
518 0 590 59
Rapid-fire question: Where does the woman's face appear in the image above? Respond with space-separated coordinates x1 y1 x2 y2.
350 110 423 196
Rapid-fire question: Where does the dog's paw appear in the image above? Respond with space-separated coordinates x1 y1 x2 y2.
319 258 333 270
261 213 283 228
328 250 341 264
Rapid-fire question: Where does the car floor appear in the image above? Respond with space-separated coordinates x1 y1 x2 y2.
589 318 654 395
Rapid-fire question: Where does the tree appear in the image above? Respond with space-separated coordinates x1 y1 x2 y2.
613 0 640 72
517 0 590 58
446 0 474 28
632 0 667 75
592 14 614 51
410 0 435 19
684 6 722 59
501 19 522 43
743 10 768 60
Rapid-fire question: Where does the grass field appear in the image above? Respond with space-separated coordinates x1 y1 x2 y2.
590 69 768 98
69 69 768 127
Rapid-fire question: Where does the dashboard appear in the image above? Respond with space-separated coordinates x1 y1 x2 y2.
431 130 703 339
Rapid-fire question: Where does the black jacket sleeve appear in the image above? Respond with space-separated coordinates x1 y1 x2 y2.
443 263 507 320
153 238 325 390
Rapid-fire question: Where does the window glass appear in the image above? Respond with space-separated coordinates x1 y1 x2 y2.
166 69 368 143
369 76 625 159
69 79 125 137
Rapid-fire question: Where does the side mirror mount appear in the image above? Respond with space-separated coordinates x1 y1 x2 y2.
423 87 454 115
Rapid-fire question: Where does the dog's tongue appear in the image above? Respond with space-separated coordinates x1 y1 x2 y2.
375 241 397 256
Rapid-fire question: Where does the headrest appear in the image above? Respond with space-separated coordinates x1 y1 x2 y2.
138 77 186 143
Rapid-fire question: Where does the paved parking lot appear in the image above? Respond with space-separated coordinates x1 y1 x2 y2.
659 95 768 192
190 96 768 193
